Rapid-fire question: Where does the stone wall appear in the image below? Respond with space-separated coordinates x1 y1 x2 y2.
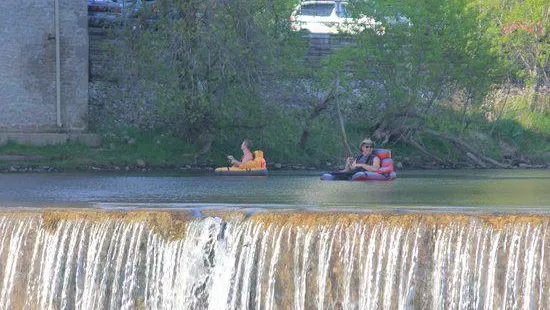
303 33 354 64
0 0 88 133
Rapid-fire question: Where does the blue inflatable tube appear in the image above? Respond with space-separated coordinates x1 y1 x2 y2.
320 171 397 181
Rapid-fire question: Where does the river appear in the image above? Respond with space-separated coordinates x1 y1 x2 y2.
0 169 548 309
0 169 548 210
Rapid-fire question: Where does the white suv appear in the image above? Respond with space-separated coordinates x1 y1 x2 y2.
289 1 377 34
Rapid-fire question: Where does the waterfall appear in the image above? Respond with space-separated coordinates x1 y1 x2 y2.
0 210 547 309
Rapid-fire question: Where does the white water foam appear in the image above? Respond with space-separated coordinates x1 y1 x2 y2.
0 214 547 309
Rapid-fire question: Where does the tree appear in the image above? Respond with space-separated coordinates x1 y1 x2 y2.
317 0 508 166
113 0 304 149
477 0 549 110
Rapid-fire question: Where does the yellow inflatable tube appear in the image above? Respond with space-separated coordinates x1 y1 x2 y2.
215 150 268 176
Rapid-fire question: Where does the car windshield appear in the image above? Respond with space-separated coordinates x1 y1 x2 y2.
335 4 348 18
299 4 335 17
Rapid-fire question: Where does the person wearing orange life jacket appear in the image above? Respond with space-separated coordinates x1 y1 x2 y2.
216 149 266 172
238 150 266 170
216 139 266 173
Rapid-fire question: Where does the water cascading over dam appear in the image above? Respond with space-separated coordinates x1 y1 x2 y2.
0 209 547 309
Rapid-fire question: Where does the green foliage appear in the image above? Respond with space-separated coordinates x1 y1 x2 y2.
0 141 89 157
109 0 307 143
0 142 96 169
477 0 548 87
81 0 548 169
484 92 550 161
500 93 550 135
335 0 504 116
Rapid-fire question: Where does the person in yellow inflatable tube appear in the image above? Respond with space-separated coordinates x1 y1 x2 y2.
227 139 253 167
215 140 267 172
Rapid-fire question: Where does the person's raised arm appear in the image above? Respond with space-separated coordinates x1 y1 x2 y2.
240 140 253 163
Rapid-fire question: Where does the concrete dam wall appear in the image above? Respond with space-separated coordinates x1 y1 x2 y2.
0 209 548 309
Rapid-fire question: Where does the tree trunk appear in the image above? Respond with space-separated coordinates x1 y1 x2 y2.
333 77 353 157
407 139 449 166
425 129 509 168
336 99 352 157
298 93 333 149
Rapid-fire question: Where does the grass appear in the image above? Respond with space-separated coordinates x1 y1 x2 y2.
0 136 197 170
0 92 548 171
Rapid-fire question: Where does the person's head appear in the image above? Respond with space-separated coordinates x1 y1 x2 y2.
241 139 249 150
359 138 374 155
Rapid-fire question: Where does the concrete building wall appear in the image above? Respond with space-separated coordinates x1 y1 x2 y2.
0 0 88 133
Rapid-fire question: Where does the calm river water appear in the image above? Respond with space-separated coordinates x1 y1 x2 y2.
0 169 548 211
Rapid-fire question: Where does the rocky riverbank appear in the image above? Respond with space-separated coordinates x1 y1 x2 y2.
0 160 547 174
